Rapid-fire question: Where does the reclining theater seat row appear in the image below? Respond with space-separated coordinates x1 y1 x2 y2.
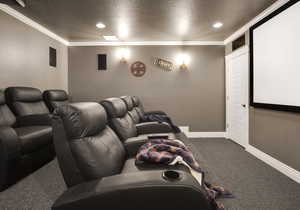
0 88 54 191
100 97 175 156
52 102 212 210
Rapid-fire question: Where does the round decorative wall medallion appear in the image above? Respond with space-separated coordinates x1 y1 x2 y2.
131 61 146 77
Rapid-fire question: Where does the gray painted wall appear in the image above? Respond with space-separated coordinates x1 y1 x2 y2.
68 45 225 131
227 32 300 171
0 11 68 91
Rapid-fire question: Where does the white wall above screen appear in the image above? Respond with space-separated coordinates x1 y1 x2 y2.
252 1 300 107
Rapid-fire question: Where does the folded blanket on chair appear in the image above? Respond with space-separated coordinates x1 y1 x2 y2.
135 139 233 210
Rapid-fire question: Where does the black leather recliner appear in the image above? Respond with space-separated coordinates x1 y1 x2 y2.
43 89 69 112
52 102 212 210
101 98 175 156
132 95 168 118
121 95 172 129
0 89 54 191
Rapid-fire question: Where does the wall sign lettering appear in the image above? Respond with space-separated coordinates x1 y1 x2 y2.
154 58 174 71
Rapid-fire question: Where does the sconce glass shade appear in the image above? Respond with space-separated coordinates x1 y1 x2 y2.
117 48 130 62
176 54 190 69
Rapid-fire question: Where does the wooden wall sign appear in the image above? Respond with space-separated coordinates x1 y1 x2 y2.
154 58 174 71
131 61 146 77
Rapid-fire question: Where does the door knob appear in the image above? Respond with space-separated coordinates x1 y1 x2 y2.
241 104 246 108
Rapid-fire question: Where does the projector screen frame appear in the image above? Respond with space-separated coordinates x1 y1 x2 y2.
250 0 300 113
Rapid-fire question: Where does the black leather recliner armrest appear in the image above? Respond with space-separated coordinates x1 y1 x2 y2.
0 126 21 159
52 170 212 210
144 110 167 116
16 114 52 127
0 126 21 191
136 122 172 135
124 137 149 157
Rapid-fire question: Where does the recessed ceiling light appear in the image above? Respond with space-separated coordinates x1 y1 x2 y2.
96 22 106 29
103 35 119 41
213 22 223 29
118 24 129 38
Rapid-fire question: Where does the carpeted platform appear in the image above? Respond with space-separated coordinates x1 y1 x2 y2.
0 138 299 210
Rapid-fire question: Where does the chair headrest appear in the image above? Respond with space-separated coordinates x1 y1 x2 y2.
43 90 68 101
120 96 134 111
100 98 127 118
0 90 5 105
132 96 141 107
6 87 43 102
54 102 107 139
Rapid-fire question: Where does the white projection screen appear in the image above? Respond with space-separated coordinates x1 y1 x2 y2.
250 0 300 112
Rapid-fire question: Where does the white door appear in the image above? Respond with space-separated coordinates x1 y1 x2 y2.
226 46 249 147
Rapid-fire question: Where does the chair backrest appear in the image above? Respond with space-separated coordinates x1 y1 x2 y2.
53 102 126 187
120 96 141 124
5 87 50 117
101 98 137 141
132 96 145 118
0 90 16 127
43 89 69 112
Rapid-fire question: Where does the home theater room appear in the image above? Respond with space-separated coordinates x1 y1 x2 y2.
0 0 300 209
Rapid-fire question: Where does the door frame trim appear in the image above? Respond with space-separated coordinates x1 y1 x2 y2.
225 46 249 146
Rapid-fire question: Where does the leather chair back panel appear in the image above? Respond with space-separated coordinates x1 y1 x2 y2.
101 98 137 141
6 87 43 102
121 96 134 111
13 102 50 116
131 96 140 107
128 110 140 124
0 91 16 127
132 96 145 117
5 87 50 116
101 98 127 118
0 91 5 105
43 90 68 101
53 102 126 187
43 90 69 112
54 103 107 139
70 127 125 181
134 107 145 119
110 115 137 141
0 105 16 127
50 101 68 112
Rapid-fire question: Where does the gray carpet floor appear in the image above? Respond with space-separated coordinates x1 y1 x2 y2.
0 138 299 210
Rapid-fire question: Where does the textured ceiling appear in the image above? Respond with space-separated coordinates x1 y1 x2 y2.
11 0 278 42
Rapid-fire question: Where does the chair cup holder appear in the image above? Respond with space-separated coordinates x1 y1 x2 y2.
162 170 182 182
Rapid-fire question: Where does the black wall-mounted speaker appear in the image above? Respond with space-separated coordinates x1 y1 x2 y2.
98 54 107 71
49 47 57 68
232 34 246 51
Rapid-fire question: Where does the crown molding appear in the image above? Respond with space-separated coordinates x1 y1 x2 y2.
1 0 291 47
224 0 290 45
68 41 225 46
0 3 69 45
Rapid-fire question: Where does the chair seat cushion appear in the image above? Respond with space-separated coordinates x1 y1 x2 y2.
121 158 190 174
15 126 52 154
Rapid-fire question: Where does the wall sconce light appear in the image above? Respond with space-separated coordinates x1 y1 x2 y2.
117 48 130 63
176 53 190 70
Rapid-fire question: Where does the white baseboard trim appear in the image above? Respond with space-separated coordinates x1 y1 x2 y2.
246 145 300 184
179 126 227 138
